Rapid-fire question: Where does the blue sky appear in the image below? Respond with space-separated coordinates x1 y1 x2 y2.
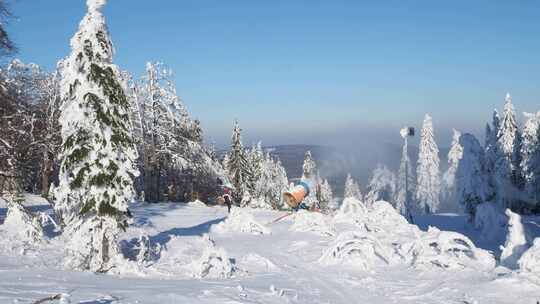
7 0 540 148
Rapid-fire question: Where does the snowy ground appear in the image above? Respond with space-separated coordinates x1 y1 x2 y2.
1 196 539 304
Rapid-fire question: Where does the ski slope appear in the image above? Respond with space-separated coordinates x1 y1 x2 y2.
1 196 539 304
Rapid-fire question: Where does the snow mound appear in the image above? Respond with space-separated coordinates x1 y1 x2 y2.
401 227 495 270
212 207 270 235
500 209 529 269
319 231 398 270
155 235 237 279
189 235 237 279
240 253 280 273
474 202 507 243
188 200 207 207
1 203 44 243
369 201 409 227
334 198 367 223
518 238 540 275
290 210 336 237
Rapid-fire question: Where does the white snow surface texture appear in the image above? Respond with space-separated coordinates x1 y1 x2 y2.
1 195 540 303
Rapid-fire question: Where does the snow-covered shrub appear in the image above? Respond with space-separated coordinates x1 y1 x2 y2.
64 217 124 273
333 198 367 224
290 210 336 237
401 227 495 270
189 235 236 279
212 207 270 235
2 202 44 243
319 231 398 270
135 234 161 265
500 209 529 269
473 202 508 243
518 238 540 275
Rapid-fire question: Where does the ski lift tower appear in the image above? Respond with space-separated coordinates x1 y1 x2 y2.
400 126 415 223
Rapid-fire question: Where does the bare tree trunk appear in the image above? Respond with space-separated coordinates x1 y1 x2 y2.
41 150 50 195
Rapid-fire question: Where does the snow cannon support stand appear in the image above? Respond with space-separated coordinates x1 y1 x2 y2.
283 181 311 211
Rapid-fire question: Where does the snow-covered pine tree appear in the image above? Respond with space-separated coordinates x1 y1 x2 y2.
441 129 462 210
366 165 396 207
318 179 333 213
530 126 540 210
520 112 540 209
301 150 320 208
485 110 500 173
302 150 316 180
416 114 441 214
344 173 363 201
246 141 264 194
54 0 138 272
227 121 251 204
253 153 288 209
455 134 489 220
395 134 414 218
494 93 523 210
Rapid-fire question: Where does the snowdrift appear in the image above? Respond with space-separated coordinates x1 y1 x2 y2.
212 207 270 235
518 238 540 276
319 231 398 270
154 234 237 279
500 209 529 269
290 210 336 237
333 198 367 224
400 227 495 270
325 200 495 271
239 253 280 273
1 203 44 243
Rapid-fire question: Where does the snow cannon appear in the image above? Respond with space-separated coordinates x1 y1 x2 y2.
283 181 310 209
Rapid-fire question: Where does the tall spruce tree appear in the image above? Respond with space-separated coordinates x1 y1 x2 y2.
395 135 414 218
416 114 441 214
344 173 363 201
227 121 250 203
455 134 489 219
521 112 540 208
366 165 396 207
441 129 462 210
494 93 522 210
54 0 138 272
301 150 319 208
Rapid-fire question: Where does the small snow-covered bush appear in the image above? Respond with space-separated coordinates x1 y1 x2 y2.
64 217 124 272
518 238 540 275
135 234 161 265
334 198 367 224
474 202 507 243
319 231 398 270
401 227 495 270
155 234 237 279
290 210 336 237
2 202 44 243
188 235 236 279
212 207 270 235
500 209 529 269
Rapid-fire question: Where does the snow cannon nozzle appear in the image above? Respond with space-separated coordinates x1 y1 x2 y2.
400 127 415 138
